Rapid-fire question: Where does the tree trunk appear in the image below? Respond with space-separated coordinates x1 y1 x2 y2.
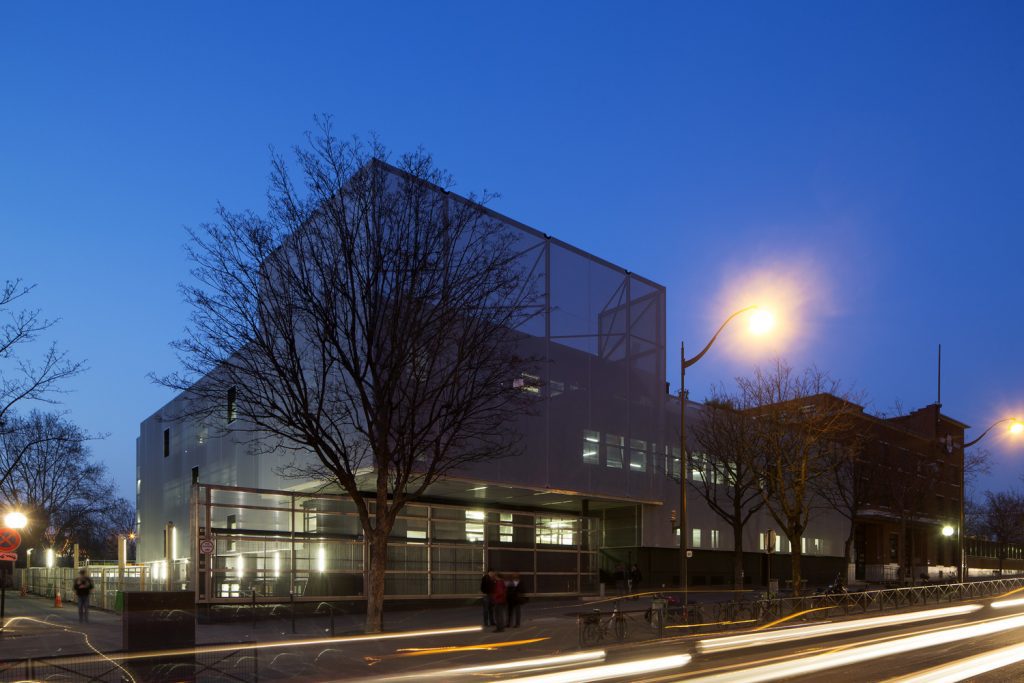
732 522 745 590
365 531 388 633
790 535 803 596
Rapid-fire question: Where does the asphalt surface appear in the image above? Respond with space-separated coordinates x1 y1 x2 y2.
4 590 1024 681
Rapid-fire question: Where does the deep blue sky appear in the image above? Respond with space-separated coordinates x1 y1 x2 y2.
3 2 1023 500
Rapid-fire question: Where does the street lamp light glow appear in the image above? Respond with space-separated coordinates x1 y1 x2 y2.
748 308 776 336
3 511 27 529
1009 420 1023 436
942 526 954 537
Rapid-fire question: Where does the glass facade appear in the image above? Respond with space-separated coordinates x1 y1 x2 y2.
191 484 599 602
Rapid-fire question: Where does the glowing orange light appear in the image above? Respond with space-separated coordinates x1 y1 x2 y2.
1009 420 1023 436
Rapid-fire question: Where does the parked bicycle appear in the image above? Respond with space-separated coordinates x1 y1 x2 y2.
643 593 701 627
579 601 628 647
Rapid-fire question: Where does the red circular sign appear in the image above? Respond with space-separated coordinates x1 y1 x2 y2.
0 528 21 552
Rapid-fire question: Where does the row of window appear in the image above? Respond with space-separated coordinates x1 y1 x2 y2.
582 430 681 475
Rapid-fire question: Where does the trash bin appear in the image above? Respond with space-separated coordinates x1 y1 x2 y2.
121 591 195 652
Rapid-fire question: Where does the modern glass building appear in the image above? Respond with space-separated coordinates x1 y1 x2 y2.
137 165 846 605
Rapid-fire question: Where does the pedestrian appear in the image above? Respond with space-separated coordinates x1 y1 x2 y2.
481 569 496 627
506 572 524 628
489 571 507 632
74 569 94 623
629 564 643 598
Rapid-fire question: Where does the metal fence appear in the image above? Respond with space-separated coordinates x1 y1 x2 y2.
17 562 191 610
0 649 256 683
575 576 1024 648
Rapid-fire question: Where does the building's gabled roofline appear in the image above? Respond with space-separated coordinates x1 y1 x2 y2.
372 159 666 293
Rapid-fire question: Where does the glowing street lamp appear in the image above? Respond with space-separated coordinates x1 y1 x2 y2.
679 305 775 596
2 511 27 530
942 526 954 538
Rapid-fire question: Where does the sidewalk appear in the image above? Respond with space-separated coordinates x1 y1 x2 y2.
0 593 587 662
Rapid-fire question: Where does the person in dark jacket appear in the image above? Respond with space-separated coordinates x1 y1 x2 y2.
481 569 496 627
489 572 507 632
505 572 524 628
74 569 94 623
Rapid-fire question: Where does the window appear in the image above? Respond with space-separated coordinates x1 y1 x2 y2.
668 446 681 478
227 514 237 552
191 466 199 485
709 529 720 549
513 373 541 395
802 537 824 554
465 510 485 543
537 517 575 545
692 528 702 548
550 380 564 397
690 452 707 482
582 430 600 465
629 439 647 472
500 512 513 543
162 428 170 458
760 531 782 552
605 434 624 469
227 386 237 423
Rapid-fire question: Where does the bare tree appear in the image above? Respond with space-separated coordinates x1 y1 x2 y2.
159 120 540 632
0 411 114 560
690 394 765 590
979 489 1024 575
732 361 861 595
814 434 872 570
0 280 84 488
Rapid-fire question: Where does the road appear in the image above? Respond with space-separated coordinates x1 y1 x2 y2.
5 591 1024 681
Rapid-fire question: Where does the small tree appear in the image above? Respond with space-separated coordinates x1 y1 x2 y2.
690 394 765 590
733 361 861 595
160 120 540 632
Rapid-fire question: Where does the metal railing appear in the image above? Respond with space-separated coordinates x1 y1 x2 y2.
574 577 1024 648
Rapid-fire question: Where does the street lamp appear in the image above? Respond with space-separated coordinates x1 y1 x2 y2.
0 510 27 632
957 417 1023 582
679 305 771 598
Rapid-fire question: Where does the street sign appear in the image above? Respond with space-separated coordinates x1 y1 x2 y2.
0 551 15 562
0 528 21 552
200 538 215 555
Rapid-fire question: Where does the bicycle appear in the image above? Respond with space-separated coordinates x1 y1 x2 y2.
579 601 628 647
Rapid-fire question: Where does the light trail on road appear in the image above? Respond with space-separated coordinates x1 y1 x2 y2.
682 612 1024 682
696 603 982 653
501 653 692 683
884 642 1024 682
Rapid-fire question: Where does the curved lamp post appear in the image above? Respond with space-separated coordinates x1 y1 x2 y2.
679 305 771 597
957 417 1023 582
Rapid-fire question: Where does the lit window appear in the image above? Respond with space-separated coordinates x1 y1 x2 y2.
582 430 600 465
537 517 575 545
629 439 647 472
513 373 541 395
709 529 720 549
692 528 702 548
500 513 513 543
465 510 485 543
407 530 427 540
606 434 624 469
668 446 681 478
690 452 707 482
